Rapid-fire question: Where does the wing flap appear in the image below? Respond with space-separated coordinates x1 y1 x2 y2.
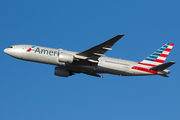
83 72 104 78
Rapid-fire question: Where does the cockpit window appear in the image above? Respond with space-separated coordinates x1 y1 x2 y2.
8 46 13 48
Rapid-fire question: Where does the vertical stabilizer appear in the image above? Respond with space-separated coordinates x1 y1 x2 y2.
138 43 174 68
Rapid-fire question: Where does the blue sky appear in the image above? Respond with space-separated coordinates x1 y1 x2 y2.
0 0 180 120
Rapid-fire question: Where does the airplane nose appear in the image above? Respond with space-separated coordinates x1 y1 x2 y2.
4 48 11 55
4 48 7 53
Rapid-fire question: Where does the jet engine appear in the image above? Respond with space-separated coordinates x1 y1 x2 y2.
54 67 74 77
58 52 74 63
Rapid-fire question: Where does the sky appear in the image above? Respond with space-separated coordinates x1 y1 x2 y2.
0 0 180 120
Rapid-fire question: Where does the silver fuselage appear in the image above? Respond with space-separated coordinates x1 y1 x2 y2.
4 45 163 77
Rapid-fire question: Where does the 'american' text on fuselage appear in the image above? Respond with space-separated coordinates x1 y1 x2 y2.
34 47 59 56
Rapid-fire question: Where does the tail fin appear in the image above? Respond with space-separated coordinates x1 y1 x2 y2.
138 43 174 68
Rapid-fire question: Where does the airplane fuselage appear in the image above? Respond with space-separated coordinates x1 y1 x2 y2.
4 44 166 77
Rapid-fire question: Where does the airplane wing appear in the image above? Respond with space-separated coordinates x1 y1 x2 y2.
75 34 124 63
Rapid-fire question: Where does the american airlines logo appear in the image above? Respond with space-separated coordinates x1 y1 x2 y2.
27 46 35 52
27 46 59 56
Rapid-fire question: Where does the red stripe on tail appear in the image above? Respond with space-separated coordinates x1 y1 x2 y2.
159 54 168 57
164 48 171 52
170 43 174 46
154 59 164 63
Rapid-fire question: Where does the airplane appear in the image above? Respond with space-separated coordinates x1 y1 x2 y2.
4 34 175 78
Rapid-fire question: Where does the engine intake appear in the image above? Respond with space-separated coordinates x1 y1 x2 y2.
54 67 74 77
58 52 74 63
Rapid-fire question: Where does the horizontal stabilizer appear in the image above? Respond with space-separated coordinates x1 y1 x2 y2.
159 74 169 77
150 61 176 71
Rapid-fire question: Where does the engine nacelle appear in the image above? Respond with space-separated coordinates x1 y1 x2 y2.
58 52 74 63
54 67 74 77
